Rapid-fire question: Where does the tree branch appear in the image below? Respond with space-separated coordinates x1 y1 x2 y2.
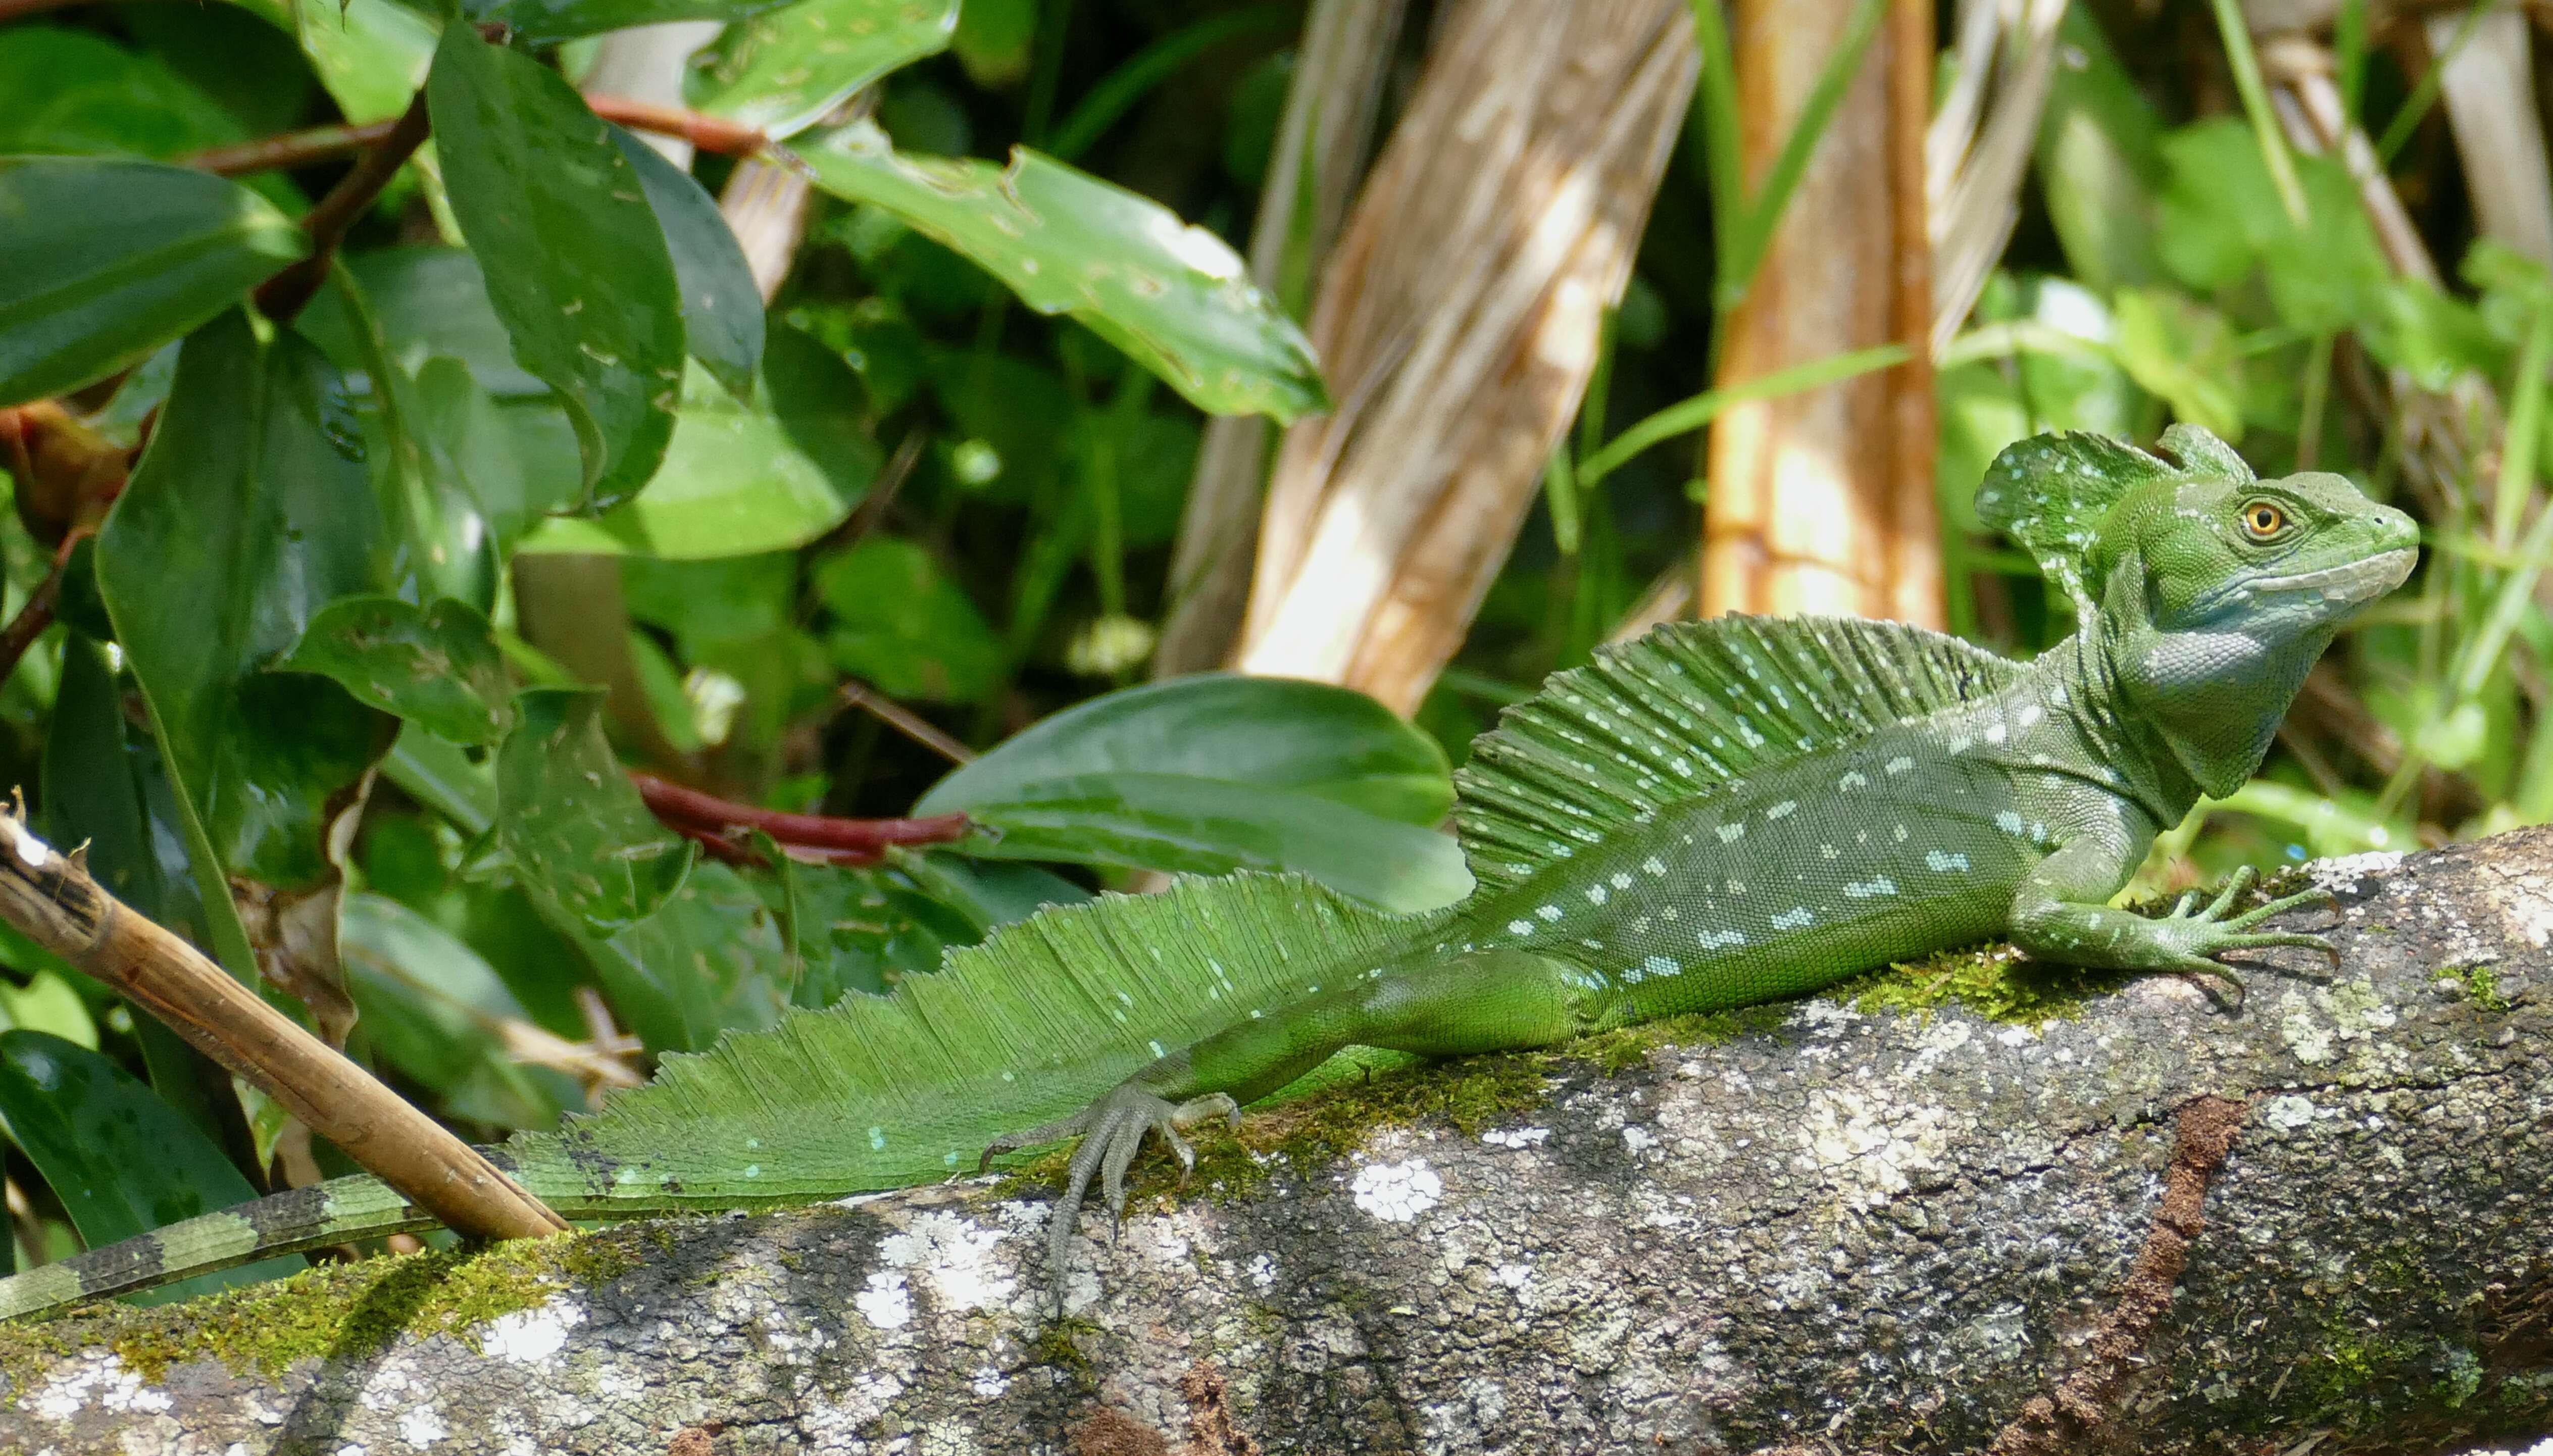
0 811 566 1245
251 90 434 324
181 96 767 179
9 829 2548 1451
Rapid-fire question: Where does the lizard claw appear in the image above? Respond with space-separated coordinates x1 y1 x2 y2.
2147 868 2344 990
984 1083 1245 1315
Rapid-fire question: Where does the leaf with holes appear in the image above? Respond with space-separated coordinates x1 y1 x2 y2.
496 687 695 933
277 595 514 746
688 0 958 141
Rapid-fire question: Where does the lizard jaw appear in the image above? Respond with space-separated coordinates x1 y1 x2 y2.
2201 548 2417 614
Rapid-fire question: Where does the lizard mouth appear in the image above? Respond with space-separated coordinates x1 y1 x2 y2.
2205 548 2417 613
2246 548 2418 603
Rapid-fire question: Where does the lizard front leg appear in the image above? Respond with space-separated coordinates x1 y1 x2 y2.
983 948 1615 1311
2007 827 2337 994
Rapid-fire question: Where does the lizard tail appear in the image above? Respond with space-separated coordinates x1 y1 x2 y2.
0 1174 434 1321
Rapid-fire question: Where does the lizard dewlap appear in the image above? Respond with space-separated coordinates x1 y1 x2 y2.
0 423 2419 1321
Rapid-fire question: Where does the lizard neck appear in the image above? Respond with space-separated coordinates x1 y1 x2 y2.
2004 627 2199 830
2084 586 2323 803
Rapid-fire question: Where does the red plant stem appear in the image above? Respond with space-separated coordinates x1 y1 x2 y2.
631 773 973 856
182 96 767 179
0 528 92 689
253 90 435 323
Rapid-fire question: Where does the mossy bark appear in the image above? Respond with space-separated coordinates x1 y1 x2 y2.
7 829 2552 1455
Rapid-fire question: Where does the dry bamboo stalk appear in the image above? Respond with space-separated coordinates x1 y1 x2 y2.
1701 0 1941 626
721 160 814 304
2425 6 2553 269
1152 0 1409 678
1233 0 1697 714
2262 38 2444 286
0 811 567 1242
1926 0 2067 359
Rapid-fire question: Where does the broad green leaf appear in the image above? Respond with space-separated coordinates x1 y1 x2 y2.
0 26 251 158
609 128 764 398
689 0 959 141
0 157 306 406
340 893 571 1129
0 1031 302 1303
411 355 564 553
0 973 97 1051
302 246 547 397
759 857 975 1004
792 119 1325 420
538 861 788 1053
97 313 398 905
946 776 1471 914
918 675 1469 911
2111 287 2243 443
813 536 1000 702
291 0 439 124
949 0 1034 87
469 0 799 46
921 674 1456 824
426 25 684 510
515 365 870 557
278 596 514 745
496 688 694 933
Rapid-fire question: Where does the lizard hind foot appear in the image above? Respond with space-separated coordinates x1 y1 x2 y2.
985 1084 1243 1315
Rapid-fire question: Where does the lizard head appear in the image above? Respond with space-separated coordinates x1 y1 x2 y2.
2088 450 2418 797
1978 424 2417 798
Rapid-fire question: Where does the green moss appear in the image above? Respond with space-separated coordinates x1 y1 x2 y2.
1031 1318 1098 1390
1843 941 2128 1027
2438 963 2512 1014
3 1225 649 1387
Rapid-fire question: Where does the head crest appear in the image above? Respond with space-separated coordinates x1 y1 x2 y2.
1974 425 2253 618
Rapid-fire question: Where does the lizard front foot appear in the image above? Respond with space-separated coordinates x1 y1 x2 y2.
2150 865 2341 1001
980 1084 1241 1313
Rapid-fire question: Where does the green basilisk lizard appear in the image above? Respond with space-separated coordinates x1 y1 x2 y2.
0 424 2417 1321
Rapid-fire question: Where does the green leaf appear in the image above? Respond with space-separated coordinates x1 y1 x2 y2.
496 688 694 933
0 1031 302 1303
469 0 799 46
515 365 870 557
917 674 1469 911
689 0 959 141
289 0 440 124
302 246 547 397
608 128 764 398
426 25 685 510
0 26 252 158
792 119 1325 420
539 861 788 1052
97 313 398 906
0 156 306 407
277 596 514 745
339 893 571 1129
2111 286 2243 443
812 536 1001 702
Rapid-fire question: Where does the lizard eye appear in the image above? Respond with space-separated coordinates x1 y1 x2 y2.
2240 500 2288 540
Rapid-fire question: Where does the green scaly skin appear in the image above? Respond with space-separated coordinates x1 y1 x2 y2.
0 425 2417 1323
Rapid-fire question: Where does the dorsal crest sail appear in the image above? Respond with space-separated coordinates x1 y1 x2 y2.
1974 423 2252 617
1453 616 2019 896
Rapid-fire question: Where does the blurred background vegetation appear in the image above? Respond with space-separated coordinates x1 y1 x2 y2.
0 0 2547 1284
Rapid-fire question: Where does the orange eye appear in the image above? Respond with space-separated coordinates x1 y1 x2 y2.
2241 501 2287 540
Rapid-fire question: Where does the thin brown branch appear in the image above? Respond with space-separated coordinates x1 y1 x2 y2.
253 90 434 324
183 96 766 179
0 809 567 1243
0 528 91 689
835 680 976 766
1986 1094 2249 1454
630 771 973 867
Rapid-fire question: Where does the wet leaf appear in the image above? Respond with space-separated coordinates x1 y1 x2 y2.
689 0 958 141
792 119 1325 420
0 156 305 406
426 24 685 510
96 313 398 905
278 596 514 746
289 0 439 124
918 675 1468 911
495 687 694 933
609 128 764 398
0 26 251 158
0 1031 302 1303
470 0 799 46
